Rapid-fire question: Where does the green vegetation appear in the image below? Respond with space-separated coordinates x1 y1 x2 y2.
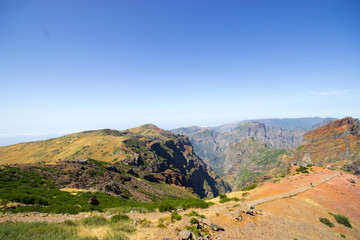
171 212 182 221
241 184 257 191
0 165 212 214
190 217 199 225
187 210 205 219
319 217 334 228
254 148 289 166
296 166 309 174
0 213 135 240
340 233 346 238
219 194 240 203
0 222 91 240
296 145 304 151
329 213 352 228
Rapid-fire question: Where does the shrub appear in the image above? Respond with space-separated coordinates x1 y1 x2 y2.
332 214 352 228
171 212 182 221
187 211 205 218
190 218 199 225
219 197 239 203
241 184 257 191
296 166 309 173
340 233 346 238
219 194 227 199
319 217 334 228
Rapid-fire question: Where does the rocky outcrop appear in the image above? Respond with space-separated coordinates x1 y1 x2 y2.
0 124 229 198
293 117 360 166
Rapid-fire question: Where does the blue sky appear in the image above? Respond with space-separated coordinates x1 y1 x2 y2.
1 0 359 145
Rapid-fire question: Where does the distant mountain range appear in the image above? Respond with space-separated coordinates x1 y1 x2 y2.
172 117 336 189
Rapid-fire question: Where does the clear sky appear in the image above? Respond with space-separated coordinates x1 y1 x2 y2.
1 0 359 145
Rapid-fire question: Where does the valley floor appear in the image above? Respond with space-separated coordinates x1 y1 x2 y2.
1 167 360 240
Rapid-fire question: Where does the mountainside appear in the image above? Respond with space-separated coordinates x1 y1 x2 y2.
0 124 229 198
214 117 336 132
172 122 295 189
221 139 291 190
293 117 360 169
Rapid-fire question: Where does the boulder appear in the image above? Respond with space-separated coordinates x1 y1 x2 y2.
235 214 243 221
246 210 255 216
210 223 224 231
88 197 99 206
347 178 355 184
178 230 193 240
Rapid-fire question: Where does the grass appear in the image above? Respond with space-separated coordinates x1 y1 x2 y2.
241 184 257 191
329 213 352 228
186 210 205 219
319 217 334 228
0 222 95 240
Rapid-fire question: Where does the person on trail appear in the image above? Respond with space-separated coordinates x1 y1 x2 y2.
310 181 313 187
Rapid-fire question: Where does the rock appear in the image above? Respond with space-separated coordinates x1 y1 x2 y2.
126 168 139 177
133 220 138 226
347 178 355 183
88 197 99 205
211 223 224 231
200 218 212 226
250 205 255 209
178 229 193 240
246 210 255 216
235 214 243 221
143 174 159 183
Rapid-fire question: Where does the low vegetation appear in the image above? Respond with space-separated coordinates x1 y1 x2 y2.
329 212 352 228
296 166 309 174
319 217 334 228
0 213 135 240
219 194 240 203
241 184 257 191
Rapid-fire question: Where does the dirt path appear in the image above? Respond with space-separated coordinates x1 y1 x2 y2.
246 171 340 207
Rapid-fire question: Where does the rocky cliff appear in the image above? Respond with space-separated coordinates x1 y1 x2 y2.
293 117 360 166
0 124 229 198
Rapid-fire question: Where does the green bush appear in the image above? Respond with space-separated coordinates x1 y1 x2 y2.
340 233 346 238
319 217 334 228
219 194 227 199
241 184 257 191
331 213 352 228
190 218 199 225
171 212 182 221
187 211 205 218
296 166 309 173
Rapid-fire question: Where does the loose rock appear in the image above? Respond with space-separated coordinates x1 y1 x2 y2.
179 230 193 240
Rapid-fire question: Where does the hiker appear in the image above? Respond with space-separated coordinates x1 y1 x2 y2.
310 181 313 187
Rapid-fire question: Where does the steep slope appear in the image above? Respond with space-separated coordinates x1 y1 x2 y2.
293 117 360 168
0 124 229 198
172 121 301 180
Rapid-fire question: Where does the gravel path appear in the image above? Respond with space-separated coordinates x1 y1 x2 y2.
246 171 340 207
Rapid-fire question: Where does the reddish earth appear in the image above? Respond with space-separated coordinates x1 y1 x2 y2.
294 117 360 165
1 166 359 240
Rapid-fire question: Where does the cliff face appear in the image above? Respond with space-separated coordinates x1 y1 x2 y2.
0 124 229 198
293 117 360 166
173 122 295 189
